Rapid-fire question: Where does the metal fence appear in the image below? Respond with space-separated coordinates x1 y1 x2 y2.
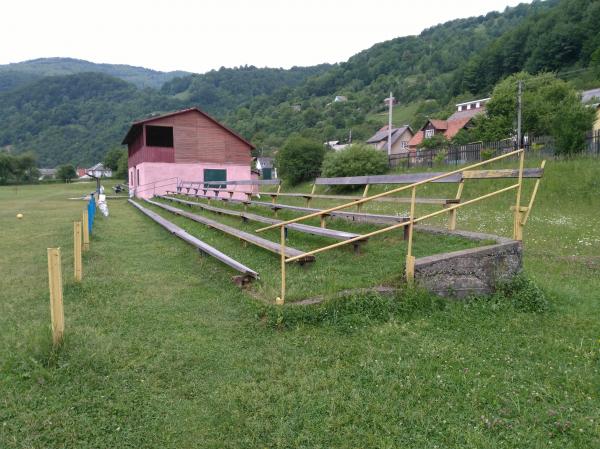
389 132 600 169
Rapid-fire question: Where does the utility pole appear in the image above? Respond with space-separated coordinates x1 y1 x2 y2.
517 80 523 150
387 92 394 157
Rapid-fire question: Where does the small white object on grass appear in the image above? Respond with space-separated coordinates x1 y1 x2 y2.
16 213 23 219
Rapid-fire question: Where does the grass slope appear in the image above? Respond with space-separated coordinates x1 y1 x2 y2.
0 157 599 448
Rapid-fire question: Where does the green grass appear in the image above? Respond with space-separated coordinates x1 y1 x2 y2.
1 158 599 448
368 101 420 128
144 196 478 302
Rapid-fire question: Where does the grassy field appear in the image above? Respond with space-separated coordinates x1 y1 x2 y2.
1 157 599 448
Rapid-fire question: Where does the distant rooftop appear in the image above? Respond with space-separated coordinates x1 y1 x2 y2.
455 98 491 108
581 88 600 103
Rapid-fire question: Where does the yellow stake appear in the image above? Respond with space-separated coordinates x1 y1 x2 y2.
47 248 64 346
74 221 82 281
513 150 525 241
406 186 417 282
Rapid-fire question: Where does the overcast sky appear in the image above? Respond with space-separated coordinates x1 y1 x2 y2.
2 0 530 74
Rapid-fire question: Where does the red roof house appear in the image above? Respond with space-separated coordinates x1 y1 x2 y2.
409 97 489 149
122 108 254 198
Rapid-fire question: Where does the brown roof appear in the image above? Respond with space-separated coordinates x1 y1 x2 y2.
428 119 448 130
121 107 255 149
444 117 472 139
408 130 424 147
447 106 486 121
409 117 473 148
366 125 413 144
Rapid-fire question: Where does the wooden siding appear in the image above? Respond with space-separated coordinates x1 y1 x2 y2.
131 110 251 165
128 131 175 167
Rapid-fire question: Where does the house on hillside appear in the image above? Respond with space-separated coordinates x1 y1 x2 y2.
325 140 350 151
581 88 600 132
448 98 490 121
592 103 600 132
77 163 112 180
38 168 56 180
408 117 474 149
254 157 277 179
122 108 254 199
409 98 488 150
366 125 413 155
333 95 347 103
581 87 600 104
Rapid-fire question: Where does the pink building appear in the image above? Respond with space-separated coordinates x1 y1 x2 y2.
122 108 254 199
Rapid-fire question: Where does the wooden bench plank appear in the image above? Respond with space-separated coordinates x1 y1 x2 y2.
128 200 259 281
462 168 544 179
315 173 464 185
267 192 457 205
175 192 408 225
157 195 365 241
144 199 315 263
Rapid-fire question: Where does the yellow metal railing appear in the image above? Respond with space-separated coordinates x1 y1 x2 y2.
256 149 543 304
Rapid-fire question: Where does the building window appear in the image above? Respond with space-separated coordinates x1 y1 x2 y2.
203 169 227 189
425 129 435 138
400 140 408 149
146 125 174 147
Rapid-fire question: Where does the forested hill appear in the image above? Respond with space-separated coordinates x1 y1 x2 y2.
0 63 332 166
222 0 600 149
0 0 599 167
0 57 189 90
0 73 181 166
160 64 332 117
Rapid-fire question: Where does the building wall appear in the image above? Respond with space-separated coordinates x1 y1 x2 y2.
142 111 251 165
390 130 412 155
594 109 600 132
371 130 413 155
129 162 252 199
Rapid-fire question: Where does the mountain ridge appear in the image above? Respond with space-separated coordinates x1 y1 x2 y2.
0 0 598 167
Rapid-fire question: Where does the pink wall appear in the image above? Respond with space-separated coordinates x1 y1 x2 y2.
130 162 252 199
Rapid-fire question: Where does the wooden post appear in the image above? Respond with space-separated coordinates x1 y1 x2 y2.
272 184 282 205
513 150 525 241
74 221 82 281
405 186 417 283
448 181 464 231
306 183 316 208
358 184 369 213
82 209 90 251
320 214 326 228
521 160 546 226
276 226 286 305
47 248 64 346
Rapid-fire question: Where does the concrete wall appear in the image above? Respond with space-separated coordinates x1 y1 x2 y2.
130 162 251 199
414 227 522 298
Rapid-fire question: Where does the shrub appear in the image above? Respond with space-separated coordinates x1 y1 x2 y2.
56 164 77 183
417 134 448 150
481 148 496 160
433 149 448 165
276 136 324 185
321 144 388 181
496 274 549 312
